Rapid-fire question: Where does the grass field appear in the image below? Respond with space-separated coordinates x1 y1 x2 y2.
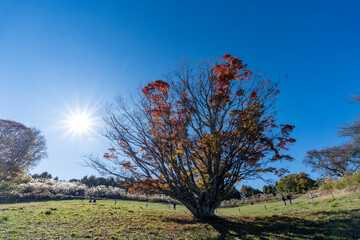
0 191 359 239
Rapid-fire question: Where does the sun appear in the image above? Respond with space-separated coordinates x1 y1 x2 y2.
67 112 92 134
59 106 99 139
55 100 101 141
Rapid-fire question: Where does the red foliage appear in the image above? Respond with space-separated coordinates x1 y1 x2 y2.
142 80 170 99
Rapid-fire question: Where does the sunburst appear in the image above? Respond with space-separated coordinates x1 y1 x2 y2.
58 104 100 140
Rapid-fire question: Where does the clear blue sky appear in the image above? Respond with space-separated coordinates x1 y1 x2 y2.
0 0 359 189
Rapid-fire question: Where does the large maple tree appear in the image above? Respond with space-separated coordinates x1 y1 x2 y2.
87 54 295 218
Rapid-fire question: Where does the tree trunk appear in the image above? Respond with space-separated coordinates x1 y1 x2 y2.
191 205 215 219
180 196 217 219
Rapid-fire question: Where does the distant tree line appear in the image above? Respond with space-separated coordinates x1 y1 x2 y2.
223 184 277 200
32 171 58 180
68 175 117 187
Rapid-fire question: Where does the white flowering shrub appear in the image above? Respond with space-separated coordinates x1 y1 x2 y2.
8 177 175 203
10 178 124 199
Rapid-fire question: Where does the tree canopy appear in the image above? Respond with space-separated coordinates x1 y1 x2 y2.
0 119 47 181
275 173 315 194
87 54 295 218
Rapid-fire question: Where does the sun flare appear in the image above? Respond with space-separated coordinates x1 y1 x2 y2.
60 106 99 138
67 113 92 134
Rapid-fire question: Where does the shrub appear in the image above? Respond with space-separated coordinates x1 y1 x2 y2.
320 172 360 191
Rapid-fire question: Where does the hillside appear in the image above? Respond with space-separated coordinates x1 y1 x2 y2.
0 190 359 239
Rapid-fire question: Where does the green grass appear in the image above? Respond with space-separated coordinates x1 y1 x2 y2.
0 192 359 239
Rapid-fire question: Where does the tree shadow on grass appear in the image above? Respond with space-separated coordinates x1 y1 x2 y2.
165 208 360 240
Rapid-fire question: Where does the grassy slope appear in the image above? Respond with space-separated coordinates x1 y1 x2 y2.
0 192 359 240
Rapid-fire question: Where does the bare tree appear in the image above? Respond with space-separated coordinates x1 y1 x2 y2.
304 141 360 178
0 119 47 181
305 94 360 178
86 55 295 218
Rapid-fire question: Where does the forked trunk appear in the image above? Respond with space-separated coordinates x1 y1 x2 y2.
191 205 215 219
181 195 218 219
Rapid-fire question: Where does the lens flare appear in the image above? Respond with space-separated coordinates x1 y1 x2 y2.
57 103 100 141
67 112 92 134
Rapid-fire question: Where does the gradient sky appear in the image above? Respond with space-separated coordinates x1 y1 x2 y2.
0 0 359 189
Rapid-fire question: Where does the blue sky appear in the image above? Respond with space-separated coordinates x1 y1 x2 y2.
0 1 359 189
